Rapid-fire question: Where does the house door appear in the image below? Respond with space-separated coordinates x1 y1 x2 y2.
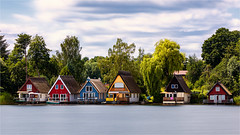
218 95 222 103
214 95 217 103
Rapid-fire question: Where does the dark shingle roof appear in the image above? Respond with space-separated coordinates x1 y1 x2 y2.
175 75 191 94
60 75 80 94
207 82 232 95
108 70 141 93
19 77 50 93
166 75 191 94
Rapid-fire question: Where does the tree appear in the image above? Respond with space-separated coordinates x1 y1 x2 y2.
14 33 31 80
84 57 102 79
56 36 84 83
28 35 50 77
0 58 11 92
186 54 205 84
56 36 82 66
0 35 10 60
140 39 184 102
201 28 240 68
98 38 137 83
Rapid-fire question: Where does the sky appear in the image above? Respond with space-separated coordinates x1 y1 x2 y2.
0 0 240 58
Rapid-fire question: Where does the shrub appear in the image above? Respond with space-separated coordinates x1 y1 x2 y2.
233 96 240 105
0 92 14 105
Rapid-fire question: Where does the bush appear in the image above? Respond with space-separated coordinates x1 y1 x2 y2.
0 92 14 105
233 96 240 105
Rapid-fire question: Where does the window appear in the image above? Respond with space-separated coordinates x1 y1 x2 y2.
222 95 225 100
114 82 124 88
171 84 178 89
27 84 32 91
125 94 129 98
60 85 64 89
166 94 169 97
86 86 92 92
60 94 67 101
210 95 214 100
53 94 59 101
216 87 220 92
109 94 113 98
170 94 172 97
174 94 177 97
55 85 59 89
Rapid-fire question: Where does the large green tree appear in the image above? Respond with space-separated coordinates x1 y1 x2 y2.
186 54 205 84
28 35 50 77
98 38 137 83
84 56 103 80
201 28 240 68
140 39 184 102
56 36 84 83
0 35 10 60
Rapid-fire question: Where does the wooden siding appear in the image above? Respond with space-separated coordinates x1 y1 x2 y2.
19 80 39 93
49 80 70 102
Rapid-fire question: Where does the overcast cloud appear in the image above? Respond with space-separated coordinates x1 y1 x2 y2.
1 0 240 58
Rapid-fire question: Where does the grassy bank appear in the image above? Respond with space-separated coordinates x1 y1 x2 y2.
0 92 15 105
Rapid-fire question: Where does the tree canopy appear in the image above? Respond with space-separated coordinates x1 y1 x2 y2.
140 39 184 102
201 28 240 68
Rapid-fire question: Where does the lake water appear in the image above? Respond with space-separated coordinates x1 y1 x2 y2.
0 105 239 135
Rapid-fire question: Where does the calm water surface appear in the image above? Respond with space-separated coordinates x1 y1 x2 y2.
0 105 239 135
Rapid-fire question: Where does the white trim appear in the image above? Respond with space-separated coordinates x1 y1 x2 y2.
48 75 71 94
79 80 101 93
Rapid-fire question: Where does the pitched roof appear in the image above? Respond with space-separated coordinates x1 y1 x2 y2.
175 75 191 93
60 75 80 94
207 82 232 95
166 75 191 94
19 77 50 93
174 70 188 76
79 78 107 93
108 70 141 93
91 79 108 93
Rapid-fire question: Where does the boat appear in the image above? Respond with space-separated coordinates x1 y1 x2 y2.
46 100 60 104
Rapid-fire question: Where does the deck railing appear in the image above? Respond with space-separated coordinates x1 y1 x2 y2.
163 97 184 101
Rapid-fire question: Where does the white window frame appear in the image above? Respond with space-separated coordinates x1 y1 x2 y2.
216 87 220 92
210 95 214 100
171 84 178 89
60 94 67 101
53 94 59 101
222 95 225 100
86 86 92 92
55 85 59 89
114 82 124 88
60 85 64 89
27 84 32 91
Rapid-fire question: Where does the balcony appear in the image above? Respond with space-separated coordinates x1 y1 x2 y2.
163 97 184 101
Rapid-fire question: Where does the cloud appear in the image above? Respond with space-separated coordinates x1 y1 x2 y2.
0 0 239 59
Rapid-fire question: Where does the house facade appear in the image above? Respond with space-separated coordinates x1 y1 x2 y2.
17 77 50 103
207 82 232 103
48 75 80 103
106 71 141 103
163 75 191 104
79 77 107 103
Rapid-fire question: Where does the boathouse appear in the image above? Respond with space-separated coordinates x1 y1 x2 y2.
106 70 141 103
17 77 50 103
163 75 191 104
79 77 107 103
48 75 80 103
207 81 232 103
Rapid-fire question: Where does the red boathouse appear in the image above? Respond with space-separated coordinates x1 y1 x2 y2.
207 81 232 103
48 75 80 103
